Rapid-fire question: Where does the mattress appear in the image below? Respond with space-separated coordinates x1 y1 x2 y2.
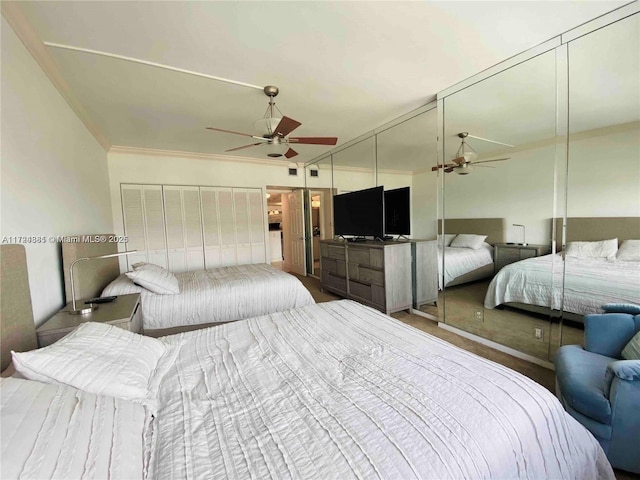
103 263 315 329
485 254 640 315
438 243 494 288
0 377 147 480
151 300 613 479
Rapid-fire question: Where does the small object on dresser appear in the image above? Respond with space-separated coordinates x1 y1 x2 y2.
84 296 117 304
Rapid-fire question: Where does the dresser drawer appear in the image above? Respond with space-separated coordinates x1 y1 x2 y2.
520 249 537 259
322 257 346 277
349 280 372 301
322 271 347 293
349 281 385 308
348 247 371 266
348 263 384 286
325 245 346 260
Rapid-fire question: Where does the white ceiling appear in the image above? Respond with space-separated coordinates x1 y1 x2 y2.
16 1 626 164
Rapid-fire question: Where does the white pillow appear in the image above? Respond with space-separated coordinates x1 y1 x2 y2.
437 234 457 247
11 322 180 410
126 263 180 294
102 273 144 296
565 238 618 259
616 239 640 262
449 234 488 250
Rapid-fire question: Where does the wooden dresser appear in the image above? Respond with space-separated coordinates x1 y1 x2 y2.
320 240 412 314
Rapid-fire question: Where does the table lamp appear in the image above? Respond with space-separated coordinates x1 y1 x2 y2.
69 250 137 315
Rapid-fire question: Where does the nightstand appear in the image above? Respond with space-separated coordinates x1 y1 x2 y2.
36 294 142 347
494 244 551 272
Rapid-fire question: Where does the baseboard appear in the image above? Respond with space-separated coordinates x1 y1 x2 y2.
410 308 439 322
438 322 555 370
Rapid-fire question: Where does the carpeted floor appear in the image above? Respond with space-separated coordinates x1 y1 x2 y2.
295 274 639 480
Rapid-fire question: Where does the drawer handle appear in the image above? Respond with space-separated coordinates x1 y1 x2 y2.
133 302 140 316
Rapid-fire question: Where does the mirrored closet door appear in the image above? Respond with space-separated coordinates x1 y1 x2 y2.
560 13 640 347
441 48 561 360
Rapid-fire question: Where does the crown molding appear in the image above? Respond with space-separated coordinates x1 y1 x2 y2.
108 145 294 167
1 1 111 151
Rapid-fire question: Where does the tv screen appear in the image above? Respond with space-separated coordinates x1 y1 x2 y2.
384 187 410 235
333 186 384 238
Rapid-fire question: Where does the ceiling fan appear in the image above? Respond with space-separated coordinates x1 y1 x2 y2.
206 85 337 159
432 132 513 175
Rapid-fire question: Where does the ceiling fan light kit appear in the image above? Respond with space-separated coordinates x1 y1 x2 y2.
206 85 337 160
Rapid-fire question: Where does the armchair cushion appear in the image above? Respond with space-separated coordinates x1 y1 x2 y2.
602 303 640 315
554 345 612 424
584 313 637 358
621 331 640 360
603 360 640 399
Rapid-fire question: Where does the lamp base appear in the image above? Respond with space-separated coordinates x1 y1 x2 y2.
69 304 99 315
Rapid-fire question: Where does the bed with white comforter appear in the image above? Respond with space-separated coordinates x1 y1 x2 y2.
0 377 147 479
485 254 640 315
103 263 315 330
438 243 494 289
147 300 613 479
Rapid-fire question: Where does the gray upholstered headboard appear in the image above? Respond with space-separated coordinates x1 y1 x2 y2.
62 235 121 302
554 217 640 245
438 218 506 245
0 244 37 371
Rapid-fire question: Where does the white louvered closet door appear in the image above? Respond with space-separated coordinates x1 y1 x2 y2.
217 188 237 266
163 186 205 273
143 186 168 268
200 187 222 268
121 185 149 268
233 189 252 265
248 190 266 263
163 186 187 273
182 187 205 271
121 185 168 269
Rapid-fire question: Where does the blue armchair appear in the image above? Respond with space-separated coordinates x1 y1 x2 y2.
554 313 640 474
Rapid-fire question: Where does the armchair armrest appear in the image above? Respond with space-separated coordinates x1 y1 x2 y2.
604 360 640 398
585 313 636 357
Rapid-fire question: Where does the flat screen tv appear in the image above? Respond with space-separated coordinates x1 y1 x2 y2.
384 187 410 235
333 186 384 238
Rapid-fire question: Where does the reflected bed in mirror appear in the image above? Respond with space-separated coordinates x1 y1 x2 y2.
485 217 640 321
438 218 506 288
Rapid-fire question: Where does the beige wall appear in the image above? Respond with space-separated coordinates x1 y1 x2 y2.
1 19 113 325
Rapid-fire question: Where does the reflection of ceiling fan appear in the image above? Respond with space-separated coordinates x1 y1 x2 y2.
432 132 513 175
206 85 337 159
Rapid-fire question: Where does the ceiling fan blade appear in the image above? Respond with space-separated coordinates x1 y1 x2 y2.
472 157 510 165
451 156 466 165
466 134 515 148
284 148 298 159
225 142 265 152
473 164 496 168
273 116 302 138
206 127 265 140
444 167 455 173
288 137 338 145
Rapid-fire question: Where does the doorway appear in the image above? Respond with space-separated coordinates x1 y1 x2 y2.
266 186 306 276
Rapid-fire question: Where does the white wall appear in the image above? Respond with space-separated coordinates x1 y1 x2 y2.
1 19 113 325
411 170 438 239
442 123 639 244
107 151 306 261
567 124 640 217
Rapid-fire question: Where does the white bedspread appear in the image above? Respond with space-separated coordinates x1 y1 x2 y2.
104 263 315 329
485 254 640 314
438 243 494 288
0 377 146 480
151 300 613 479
